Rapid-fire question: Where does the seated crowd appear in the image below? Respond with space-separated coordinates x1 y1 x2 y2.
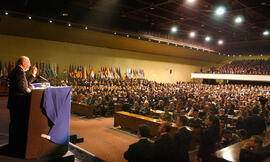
47 76 270 162
209 59 270 75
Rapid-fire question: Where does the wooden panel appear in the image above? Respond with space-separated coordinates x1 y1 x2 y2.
71 102 94 118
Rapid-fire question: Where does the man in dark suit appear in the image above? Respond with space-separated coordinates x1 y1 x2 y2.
8 56 37 156
173 115 192 162
244 108 266 138
124 125 154 162
153 122 174 162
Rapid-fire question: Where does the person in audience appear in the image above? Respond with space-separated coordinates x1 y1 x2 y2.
239 135 265 162
244 108 266 138
153 122 174 162
124 125 154 162
198 115 220 162
140 100 151 116
173 115 192 162
159 106 173 122
130 101 140 114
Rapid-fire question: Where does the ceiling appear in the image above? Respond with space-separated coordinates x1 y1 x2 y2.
1 0 270 55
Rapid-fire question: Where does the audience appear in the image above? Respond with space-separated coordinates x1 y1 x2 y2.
209 59 270 75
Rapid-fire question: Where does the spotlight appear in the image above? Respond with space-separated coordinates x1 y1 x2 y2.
5 12 8 15
189 32 196 37
216 6 226 16
263 30 269 36
235 16 243 24
171 26 178 32
28 16 32 19
205 36 211 42
49 20 53 23
218 40 223 45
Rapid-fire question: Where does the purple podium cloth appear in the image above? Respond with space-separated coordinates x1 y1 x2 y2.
42 86 71 145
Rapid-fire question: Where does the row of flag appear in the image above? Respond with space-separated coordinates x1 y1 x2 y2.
0 60 60 78
69 64 94 79
127 69 145 79
0 60 145 80
100 67 122 79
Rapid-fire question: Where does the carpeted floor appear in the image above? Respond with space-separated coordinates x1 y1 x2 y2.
70 116 138 162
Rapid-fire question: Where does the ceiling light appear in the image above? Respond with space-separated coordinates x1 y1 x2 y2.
171 26 178 32
205 36 211 42
216 6 226 16
68 23 71 27
187 0 196 3
49 20 53 23
85 26 88 30
263 30 269 36
189 32 196 37
218 40 223 45
235 16 243 24
5 12 8 15
28 16 32 19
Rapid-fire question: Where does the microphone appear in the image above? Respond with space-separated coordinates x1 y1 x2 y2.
39 75 49 82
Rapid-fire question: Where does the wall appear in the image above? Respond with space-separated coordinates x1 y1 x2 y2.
0 34 215 83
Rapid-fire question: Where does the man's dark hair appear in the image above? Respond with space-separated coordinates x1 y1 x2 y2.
139 125 151 138
179 115 188 125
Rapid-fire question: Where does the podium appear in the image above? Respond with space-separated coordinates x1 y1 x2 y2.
24 86 71 159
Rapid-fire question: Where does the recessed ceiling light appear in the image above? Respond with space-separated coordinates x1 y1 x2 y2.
235 16 243 24
263 30 269 36
205 36 211 41
216 6 226 16
171 26 178 32
189 31 196 37
218 40 223 45
187 0 196 3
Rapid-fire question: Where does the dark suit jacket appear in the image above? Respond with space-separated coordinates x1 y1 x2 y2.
124 138 154 162
239 145 270 162
173 126 192 162
153 133 174 162
244 115 266 138
8 65 36 109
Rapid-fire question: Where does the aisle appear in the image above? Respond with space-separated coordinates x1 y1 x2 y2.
70 116 137 162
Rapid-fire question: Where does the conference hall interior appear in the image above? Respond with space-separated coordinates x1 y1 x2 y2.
0 0 270 161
